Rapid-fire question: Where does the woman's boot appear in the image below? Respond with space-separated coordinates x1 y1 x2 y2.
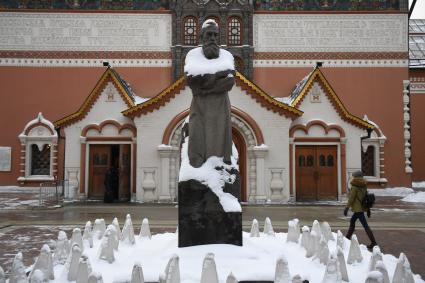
365 228 377 250
345 225 355 240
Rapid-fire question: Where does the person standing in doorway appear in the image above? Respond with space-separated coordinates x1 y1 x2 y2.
344 170 377 249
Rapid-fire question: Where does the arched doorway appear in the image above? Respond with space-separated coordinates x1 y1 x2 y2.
232 127 247 202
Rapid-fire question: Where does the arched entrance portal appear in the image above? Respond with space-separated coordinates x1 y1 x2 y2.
164 108 262 203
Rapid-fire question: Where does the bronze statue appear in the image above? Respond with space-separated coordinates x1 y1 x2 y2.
184 20 235 168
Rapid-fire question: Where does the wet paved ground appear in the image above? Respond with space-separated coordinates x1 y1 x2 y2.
0 193 424 280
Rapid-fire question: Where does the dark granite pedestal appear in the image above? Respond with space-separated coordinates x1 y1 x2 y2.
178 169 242 247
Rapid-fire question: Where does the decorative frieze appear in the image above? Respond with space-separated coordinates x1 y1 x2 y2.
0 13 172 52
253 14 407 53
254 59 409 68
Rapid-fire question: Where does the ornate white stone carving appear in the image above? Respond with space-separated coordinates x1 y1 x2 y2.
0 13 171 51
254 60 408 68
402 80 412 173
253 14 407 52
142 168 157 201
270 168 285 201
0 58 172 67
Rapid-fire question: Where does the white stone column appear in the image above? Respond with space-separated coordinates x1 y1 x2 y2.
157 145 178 202
402 80 412 173
253 145 268 203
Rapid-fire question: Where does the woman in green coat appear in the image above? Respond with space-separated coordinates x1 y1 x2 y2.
344 170 377 249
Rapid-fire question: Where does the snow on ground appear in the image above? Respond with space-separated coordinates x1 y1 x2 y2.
413 182 425 189
368 185 425 203
369 187 414 197
46 229 424 283
402 192 425 203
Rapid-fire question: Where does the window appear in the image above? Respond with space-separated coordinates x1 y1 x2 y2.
228 17 242 46
299 155 306 167
307 155 314 167
361 145 375 177
184 17 198 45
31 144 51 175
18 113 57 183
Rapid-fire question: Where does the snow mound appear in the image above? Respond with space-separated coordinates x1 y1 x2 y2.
412 182 425 189
369 187 414 197
184 47 234 77
401 191 425 203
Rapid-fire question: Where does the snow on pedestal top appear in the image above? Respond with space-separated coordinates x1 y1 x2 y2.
184 47 235 77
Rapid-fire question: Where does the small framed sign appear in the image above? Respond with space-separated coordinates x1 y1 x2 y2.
0 147 12 171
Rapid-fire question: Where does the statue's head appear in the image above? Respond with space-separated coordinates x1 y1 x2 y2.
201 19 220 59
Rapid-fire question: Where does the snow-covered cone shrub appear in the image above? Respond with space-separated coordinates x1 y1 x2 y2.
76 255 92 283
314 237 330 265
30 244 54 280
98 228 115 264
88 272 104 283
159 254 180 283
263 217 275 236
365 271 384 283
131 263 145 283
9 252 28 283
300 226 310 250
306 231 318 258
201 253 219 283
347 235 363 264
392 253 415 283
336 247 348 282
93 219 106 240
291 275 303 283
106 225 119 251
368 246 383 272
274 255 291 283
54 231 70 265
112 217 121 240
68 244 82 281
375 261 390 283
0 265 5 283
226 272 237 283
322 253 341 283
320 222 334 242
121 214 136 245
250 219 260 237
83 221 93 249
70 228 83 251
312 220 322 239
139 218 151 239
287 219 300 243
29 269 44 283
336 230 345 250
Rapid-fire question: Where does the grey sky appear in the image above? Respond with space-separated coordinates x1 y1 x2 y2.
409 0 425 19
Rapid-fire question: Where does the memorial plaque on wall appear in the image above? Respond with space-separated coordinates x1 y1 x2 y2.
0 147 12 171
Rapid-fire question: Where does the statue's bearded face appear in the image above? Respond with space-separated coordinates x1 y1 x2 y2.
201 25 220 59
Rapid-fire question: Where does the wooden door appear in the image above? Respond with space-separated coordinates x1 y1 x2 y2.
89 145 111 199
295 146 317 201
295 145 338 201
119 144 131 201
232 128 247 202
316 146 338 200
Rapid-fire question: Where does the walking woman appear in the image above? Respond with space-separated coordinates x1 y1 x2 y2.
344 170 377 250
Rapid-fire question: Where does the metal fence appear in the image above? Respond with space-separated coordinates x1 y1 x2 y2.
39 180 68 206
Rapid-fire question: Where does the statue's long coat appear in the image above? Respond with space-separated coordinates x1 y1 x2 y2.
186 70 235 168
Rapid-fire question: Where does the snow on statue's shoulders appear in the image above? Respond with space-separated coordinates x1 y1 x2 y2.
184 47 234 76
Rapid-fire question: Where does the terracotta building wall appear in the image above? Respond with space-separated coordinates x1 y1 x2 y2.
0 66 172 186
410 69 425 182
253 67 411 187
